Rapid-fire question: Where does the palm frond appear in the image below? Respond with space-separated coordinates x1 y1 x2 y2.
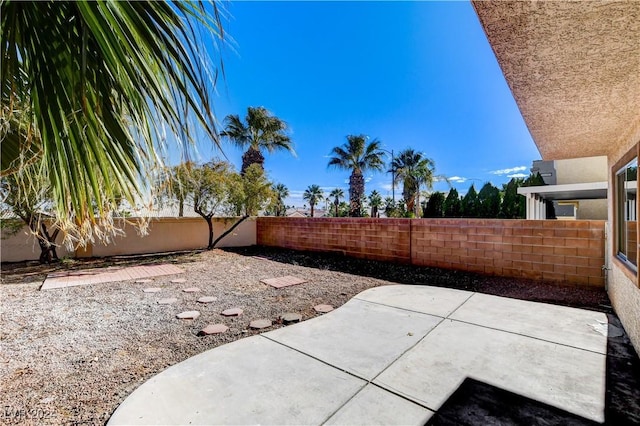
1 0 224 242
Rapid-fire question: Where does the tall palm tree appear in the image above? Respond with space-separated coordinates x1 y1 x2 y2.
220 106 294 175
368 190 383 218
1 1 224 244
327 135 385 217
390 149 437 216
272 183 289 217
303 184 324 217
329 188 344 217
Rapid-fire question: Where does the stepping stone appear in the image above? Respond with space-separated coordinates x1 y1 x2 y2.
314 304 334 314
157 298 177 305
176 311 200 320
280 312 302 324
261 275 308 289
198 324 229 335
171 278 187 283
136 279 153 284
221 308 243 317
182 287 200 293
197 296 218 303
250 319 272 330
142 287 162 293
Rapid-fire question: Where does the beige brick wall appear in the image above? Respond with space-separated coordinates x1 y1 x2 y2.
410 219 605 286
257 217 411 263
257 217 606 287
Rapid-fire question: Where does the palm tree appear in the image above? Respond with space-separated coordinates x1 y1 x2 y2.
329 188 345 217
1 1 224 243
390 149 437 216
272 183 289 216
368 190 383 218
303 184 324 217
328 135 385 217
220 107 294 175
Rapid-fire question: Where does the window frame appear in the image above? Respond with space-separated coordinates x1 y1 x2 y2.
614 148 639 276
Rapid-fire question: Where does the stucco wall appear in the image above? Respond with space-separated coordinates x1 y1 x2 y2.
1 217 255 262
576 200 608 220
555 156 608 184
1 220 75 262
607 120 640 355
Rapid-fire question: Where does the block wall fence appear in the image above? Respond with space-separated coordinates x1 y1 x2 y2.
257 217 607 287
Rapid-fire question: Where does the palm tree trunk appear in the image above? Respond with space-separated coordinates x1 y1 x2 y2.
349 172 364 217
241 147 265 175
310 203 315 218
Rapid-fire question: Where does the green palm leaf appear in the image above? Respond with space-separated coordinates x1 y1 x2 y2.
1 0 224 242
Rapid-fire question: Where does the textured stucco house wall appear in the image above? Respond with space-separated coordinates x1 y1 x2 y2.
530 156 608 220
473 1 640 353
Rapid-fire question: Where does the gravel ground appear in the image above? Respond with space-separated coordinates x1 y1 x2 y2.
0 246 611 425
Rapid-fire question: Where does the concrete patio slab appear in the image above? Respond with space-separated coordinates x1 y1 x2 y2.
451 292 608 354
108 336 365 425
42 264 184 290
354 284 472 317
266 298 442 380
325 384 434 425
108 284 613 425
374 320 606 423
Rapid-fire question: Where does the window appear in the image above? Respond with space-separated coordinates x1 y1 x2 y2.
616 157 637 270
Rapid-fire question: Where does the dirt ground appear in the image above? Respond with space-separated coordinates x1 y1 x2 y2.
0 246 613 425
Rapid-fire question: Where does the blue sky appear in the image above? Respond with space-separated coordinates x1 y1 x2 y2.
193 1 540 207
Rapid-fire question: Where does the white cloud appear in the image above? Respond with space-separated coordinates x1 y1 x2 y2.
490 166 527 175
379 183 393 191
507 173 528 178
448 176 467 183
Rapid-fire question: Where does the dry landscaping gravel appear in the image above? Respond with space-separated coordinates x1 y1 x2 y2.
0 246 612 425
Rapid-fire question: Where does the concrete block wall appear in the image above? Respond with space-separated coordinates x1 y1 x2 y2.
411 219 606 286
257 217 411 263
257 217 606 287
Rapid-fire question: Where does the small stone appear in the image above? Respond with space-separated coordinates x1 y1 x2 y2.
171 278 187 283
221 308 243 317
136 279 153 284
157 298 177 305
182 287 200 293
199 323 229 335
197 296 218 303
176 311 200 320
249 319 272 329
314 304 334 313
142 287 161 293
280 312 302 324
